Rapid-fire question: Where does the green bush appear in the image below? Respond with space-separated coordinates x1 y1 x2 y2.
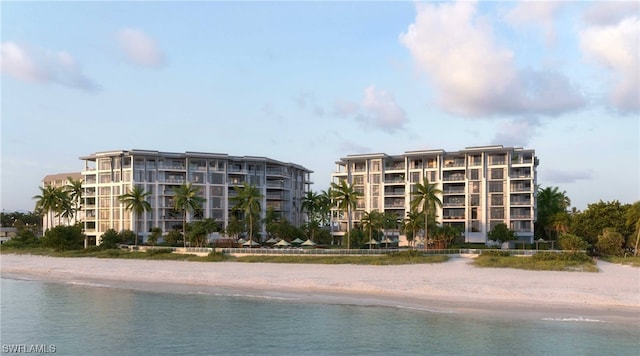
2 230 41 249
146 248 174 256
100 229 122 249
532 252 592 263
41 225 84 251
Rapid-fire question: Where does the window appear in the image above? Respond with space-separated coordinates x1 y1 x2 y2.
470 169 479 180
490 207 504 219
491 194 504 206
489 181 503 192
410 172 420 183
371 160 380 172
491 168 503 180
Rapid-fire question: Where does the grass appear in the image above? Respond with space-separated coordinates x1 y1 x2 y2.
602 256 640 267
1 247 447 265
472 251 598 272
1 246 233 262
236 251 449 265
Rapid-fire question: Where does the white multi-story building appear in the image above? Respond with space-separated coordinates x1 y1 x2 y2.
331 145 538 245
79 150 312 245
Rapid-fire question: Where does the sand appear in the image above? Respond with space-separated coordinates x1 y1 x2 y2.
2 254 639 323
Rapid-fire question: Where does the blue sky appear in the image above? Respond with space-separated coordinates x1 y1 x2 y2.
2 1 639 212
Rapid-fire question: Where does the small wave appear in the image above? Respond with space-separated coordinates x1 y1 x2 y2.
395 305 455 314
66 281 111 288
541 316 606 323
214 293 298 301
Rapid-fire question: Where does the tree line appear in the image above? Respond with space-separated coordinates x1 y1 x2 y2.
7 178 640 256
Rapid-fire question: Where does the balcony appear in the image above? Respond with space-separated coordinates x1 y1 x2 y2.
443 174 465 182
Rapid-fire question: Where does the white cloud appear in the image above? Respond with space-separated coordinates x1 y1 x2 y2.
505 1 563 45
333 85 408 132
582 2 640 26
491 117 540 147
580 15 639 113
0 41 100 92
116 28 165 68
399 1 585 117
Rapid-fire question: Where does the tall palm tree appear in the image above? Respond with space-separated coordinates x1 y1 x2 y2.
536 186 571 240
230 182 264 242
411 177 443 249
361 210 383 249
119 186 152 246
301 191 321 241
318 189 332 227
403 209 424 248
66 177 83 225
33 186 59 231
330 180 362 249
173 183 205 248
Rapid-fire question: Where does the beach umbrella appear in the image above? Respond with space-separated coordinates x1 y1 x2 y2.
381 237 394 248
291 238 305 245
301 239 316 247
265 238 278 244
243 239 260 247
237 238 247 245
275 239 291 247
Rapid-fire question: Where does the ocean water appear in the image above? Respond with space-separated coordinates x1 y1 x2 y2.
1 277 638 356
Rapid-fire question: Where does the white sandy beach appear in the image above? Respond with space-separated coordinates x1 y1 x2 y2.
2 254 639 322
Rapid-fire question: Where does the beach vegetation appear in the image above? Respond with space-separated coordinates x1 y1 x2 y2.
535 186 571 241
473 251 597 272
410 177 443 248
147 227 162 246
230 182 264 242
595 229 624 257
570 200 634 251
487 223 517 244
235 252 449 265
187 218 221 247
173 183 205 248
558 233 588 252
99 229 123 249
625 201 640 256
41 225 84 251
1 229 41 249
330 180 363 249
163 229 184 246
119 186 152 246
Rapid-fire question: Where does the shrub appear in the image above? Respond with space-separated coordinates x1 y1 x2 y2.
481 250 511 257
41 225 84 251
558 233 588 252
100 229 122 249
146 248 174 256
2 230 41 249
596 229 625 257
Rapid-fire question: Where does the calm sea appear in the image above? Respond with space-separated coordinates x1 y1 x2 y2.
1 277 638 355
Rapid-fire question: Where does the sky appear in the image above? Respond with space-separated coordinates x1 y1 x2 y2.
1 0 639 212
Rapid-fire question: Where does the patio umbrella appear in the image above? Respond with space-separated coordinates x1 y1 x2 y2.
301 239 316 247
243 239 260 247
291 238 305 245
275 239 291 247
265 238 278 244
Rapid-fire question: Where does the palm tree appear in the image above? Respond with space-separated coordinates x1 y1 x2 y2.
301 191 321 241
173 183 205 248
33 186 58 230
536 186 571 240
403 209 424 248
330 180 362 249
230 182 264 242
411 177 443 249
119 186 152 246
33 186 68 230
66 177 83 225
318 189 332 227
361 210 383 249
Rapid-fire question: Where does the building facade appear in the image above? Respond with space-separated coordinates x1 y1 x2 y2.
80 150 312 245
331 145 538 245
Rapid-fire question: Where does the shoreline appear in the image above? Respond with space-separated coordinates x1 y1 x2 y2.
2 254 639 324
